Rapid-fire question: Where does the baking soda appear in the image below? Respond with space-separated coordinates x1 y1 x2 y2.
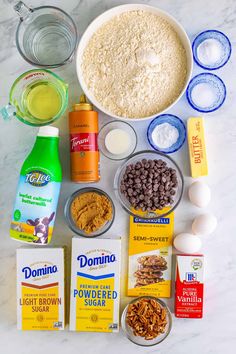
151 123 179 148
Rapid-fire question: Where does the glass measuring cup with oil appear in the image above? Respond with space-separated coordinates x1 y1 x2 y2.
0 69 68 126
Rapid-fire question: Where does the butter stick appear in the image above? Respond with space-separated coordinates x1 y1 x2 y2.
187 117 208 178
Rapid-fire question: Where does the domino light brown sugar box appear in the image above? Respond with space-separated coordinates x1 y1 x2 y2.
17 248 65 330
70 237 121 332
175 255 204 318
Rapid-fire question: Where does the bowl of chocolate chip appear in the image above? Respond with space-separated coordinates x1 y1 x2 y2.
121 296 172 346
114 150 183 219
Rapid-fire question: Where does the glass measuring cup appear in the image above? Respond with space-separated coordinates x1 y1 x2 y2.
14 1 77 68
0 69 68 126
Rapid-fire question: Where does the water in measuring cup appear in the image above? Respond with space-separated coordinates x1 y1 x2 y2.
22 14 75 66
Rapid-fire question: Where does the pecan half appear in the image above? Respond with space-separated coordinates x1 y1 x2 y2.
126 298 168 340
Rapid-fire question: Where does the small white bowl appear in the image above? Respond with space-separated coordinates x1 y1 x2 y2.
76 4 193 121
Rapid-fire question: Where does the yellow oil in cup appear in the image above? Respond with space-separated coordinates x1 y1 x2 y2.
25 83 62 120
1 69 68 126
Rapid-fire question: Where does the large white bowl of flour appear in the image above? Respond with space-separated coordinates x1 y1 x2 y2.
76 4 193 121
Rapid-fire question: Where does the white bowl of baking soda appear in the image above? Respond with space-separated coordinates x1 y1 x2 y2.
76 4 193 121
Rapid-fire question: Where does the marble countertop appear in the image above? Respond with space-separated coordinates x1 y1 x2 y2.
1 0 236 353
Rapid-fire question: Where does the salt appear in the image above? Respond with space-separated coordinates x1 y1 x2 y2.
191 83 216 108
151 123 179 149
197 38 223 66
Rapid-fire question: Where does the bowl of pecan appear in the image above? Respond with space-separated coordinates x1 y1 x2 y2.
114 150 183 219
121 296 172 346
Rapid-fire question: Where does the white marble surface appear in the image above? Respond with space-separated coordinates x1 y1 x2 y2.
0 0 236 353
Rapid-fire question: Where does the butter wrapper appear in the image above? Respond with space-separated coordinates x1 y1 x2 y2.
127 211 174 298
16 247 65 330
187 117 208 178
69 237 121 332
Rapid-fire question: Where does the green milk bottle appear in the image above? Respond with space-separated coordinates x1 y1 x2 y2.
10 126 62 245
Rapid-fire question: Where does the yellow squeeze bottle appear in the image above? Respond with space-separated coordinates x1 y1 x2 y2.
187 117 208 178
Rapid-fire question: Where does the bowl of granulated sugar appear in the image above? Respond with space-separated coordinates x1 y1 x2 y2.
76 4 193 121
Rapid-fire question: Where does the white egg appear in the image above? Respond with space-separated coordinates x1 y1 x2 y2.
188 181 211 208
173 233 202 254
192 213 217 236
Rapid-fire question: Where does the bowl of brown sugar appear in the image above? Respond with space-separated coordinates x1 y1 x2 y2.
64 188 115 237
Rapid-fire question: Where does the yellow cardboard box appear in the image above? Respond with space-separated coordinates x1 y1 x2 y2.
127 211 174 298
16 247 65 330
70 237 121 332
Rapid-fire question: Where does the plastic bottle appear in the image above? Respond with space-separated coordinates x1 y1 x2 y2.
10 126 62 245
69 94 100 183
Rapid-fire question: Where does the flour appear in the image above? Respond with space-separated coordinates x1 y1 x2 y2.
82 10 187 118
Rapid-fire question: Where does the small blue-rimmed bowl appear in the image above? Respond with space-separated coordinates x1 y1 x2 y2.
147 114 186 154
186 73 226 113
192 30 231 70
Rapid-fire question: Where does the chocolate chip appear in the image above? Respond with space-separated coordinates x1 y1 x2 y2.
153 185 158 192
120 158 178 212
128 188 133 196
165 182 170 190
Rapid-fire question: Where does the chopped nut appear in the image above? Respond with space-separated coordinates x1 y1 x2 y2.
126 298 168 340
